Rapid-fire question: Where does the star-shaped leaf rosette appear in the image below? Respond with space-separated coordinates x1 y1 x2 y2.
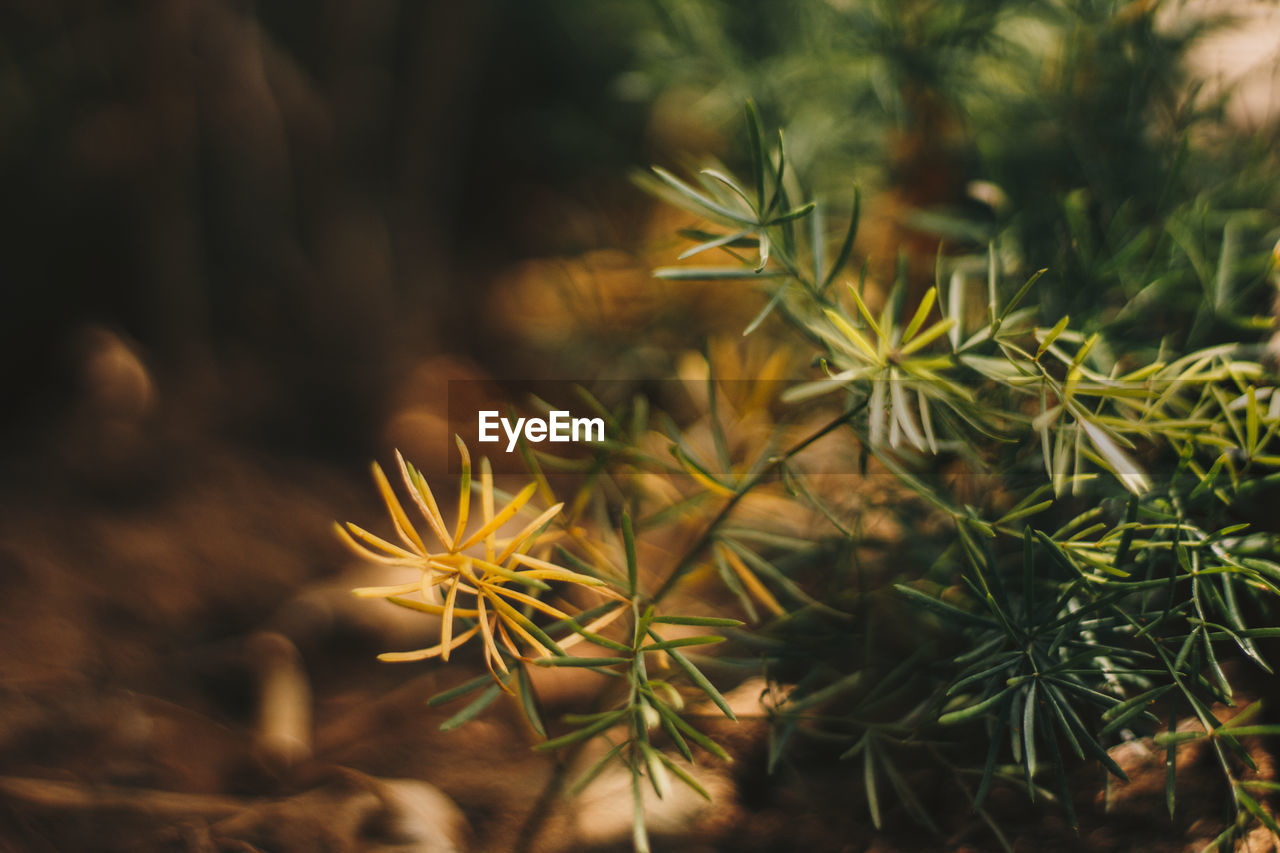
336 438 623 684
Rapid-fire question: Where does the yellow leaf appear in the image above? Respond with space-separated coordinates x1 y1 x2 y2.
377 624 480 663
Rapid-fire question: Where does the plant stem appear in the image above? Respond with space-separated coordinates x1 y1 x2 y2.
652 399 868 602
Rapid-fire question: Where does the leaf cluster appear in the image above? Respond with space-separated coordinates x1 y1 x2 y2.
627 106 1280 847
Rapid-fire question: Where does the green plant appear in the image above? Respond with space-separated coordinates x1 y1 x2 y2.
341 3 1280 848
633 105 1280 845
343 111 1280 847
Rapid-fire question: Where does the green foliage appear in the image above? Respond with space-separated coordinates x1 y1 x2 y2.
384 104 1278 842
631 0 1280 343
347 3 1280 850
627 104 1280 845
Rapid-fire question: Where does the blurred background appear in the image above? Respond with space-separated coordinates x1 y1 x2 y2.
1 1 1279 850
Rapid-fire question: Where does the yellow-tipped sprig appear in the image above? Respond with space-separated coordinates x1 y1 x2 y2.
337 438 616 684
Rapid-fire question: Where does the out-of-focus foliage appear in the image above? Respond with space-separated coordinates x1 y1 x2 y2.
628 0 1280 345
